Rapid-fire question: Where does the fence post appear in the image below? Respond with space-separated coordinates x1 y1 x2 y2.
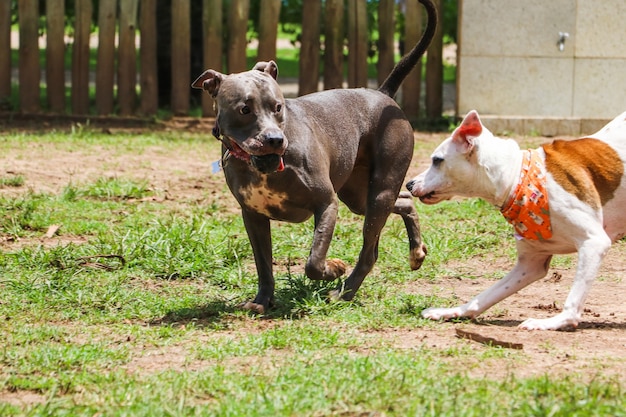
0 1 11 106
425 0 444 120
202 0 222 117
171 0 190 116
377 0 395 86
46 0 65 113
72 0 92 115
18 0 40 113
347 0 368 88
298 0 321 96
119 0 138 116
227 0 250 73
323 0 344 90
140 0 159 116
96 0 117 115
257 0 281 62
401 0 423 121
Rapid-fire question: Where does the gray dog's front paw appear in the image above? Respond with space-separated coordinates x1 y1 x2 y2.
239 301 266 315
323 258 347 280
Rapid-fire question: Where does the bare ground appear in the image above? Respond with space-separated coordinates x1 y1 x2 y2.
1 117 625 393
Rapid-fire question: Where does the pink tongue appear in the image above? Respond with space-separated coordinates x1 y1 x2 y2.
277 157 285 172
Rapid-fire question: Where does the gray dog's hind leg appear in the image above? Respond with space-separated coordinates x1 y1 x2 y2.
336 189 399 301
395 191 427 270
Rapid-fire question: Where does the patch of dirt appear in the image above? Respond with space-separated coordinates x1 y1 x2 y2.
1 118 625 385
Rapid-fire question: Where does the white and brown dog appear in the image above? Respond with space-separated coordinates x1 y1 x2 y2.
406 110 626 330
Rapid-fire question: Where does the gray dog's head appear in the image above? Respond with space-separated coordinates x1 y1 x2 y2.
192 61 288 173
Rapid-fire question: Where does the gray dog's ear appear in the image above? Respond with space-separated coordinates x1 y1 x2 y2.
191 70 222 97
252 60 279 80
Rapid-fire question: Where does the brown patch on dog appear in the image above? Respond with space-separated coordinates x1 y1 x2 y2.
543 138 623 210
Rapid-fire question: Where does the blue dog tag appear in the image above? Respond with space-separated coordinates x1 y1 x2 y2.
211 160 222 174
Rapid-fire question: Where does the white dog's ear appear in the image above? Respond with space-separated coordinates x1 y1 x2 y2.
452 110 483 153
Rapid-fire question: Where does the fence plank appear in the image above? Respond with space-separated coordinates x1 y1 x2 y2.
0 1 11 103
323 0 344 90
425 0 443 119
140 0 159 115
347 0 367 88
96 0 117 115
71 0 92 115
377 0 394 86
119 0 138 116
202 0 223 117
46 0 65 113
18 0 40 113
171 0 190 115
227 0 250 73
257 0 281 62
401 0 423 121
298 0 321 96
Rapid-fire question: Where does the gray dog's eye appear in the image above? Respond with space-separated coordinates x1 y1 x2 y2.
240 105 251 115
276 104 282 113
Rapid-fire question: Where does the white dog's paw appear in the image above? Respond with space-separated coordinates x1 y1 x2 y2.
421 307 465 321
519 314 579 331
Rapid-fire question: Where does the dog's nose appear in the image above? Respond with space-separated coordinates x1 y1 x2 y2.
264 132 284 149
406 180 415 191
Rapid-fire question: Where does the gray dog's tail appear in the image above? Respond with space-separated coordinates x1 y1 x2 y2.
377 0 438 98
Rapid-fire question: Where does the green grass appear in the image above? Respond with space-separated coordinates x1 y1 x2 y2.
0 130 624 416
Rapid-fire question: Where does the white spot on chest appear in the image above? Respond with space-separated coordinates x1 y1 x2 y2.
239 177 288 217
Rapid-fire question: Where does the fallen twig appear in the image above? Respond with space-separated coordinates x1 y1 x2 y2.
455 328 524 350
77 254 126 271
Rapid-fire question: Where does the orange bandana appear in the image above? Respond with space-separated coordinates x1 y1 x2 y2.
500 149 552 240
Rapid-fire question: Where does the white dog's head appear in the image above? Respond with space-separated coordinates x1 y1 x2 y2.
406 110 503 204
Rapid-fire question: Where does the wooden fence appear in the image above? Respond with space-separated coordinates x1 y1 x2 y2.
0 0 444 120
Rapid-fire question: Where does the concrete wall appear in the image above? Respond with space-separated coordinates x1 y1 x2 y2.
457 0 626 135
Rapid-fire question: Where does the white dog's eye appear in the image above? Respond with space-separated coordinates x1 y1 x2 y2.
240 105 251 115
432 156 443 167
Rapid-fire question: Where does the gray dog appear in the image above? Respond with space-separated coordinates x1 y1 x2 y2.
192 0 437 313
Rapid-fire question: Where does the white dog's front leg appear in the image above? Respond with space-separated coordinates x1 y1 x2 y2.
519 235 611 331
423 251 552 321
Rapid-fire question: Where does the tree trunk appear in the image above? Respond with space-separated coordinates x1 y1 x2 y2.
347 0 368 88
401 0 423 121
96 0 117 115
202 0 223 117
377 0 394 86
425 0 444 120
323 0 344 90
71 0 91 114
19 0 40 113
171 0 190 115
257 0 281 62
140 0 159 115
227 0 250 73
298 0 321 96
46 0 66 113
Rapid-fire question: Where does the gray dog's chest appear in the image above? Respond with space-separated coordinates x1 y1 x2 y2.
237 177 288 217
